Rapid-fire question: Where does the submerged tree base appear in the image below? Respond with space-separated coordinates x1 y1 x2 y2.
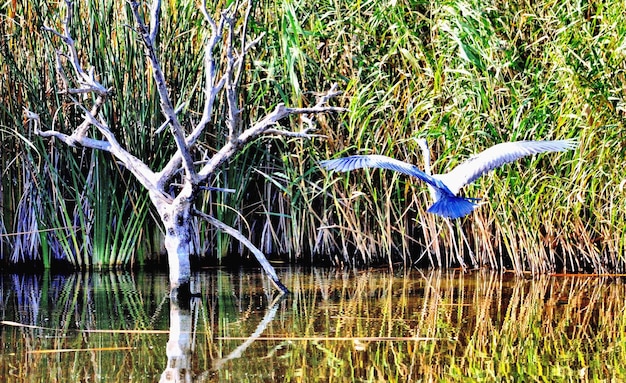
27 0 344 293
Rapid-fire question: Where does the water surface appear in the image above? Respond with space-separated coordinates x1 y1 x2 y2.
1 268 625 382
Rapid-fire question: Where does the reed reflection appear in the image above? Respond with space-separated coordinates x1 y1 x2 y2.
1 269 625 381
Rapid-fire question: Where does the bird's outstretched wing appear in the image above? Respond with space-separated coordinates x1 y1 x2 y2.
320 154 453 194
320 154 479 219
438 139 578 194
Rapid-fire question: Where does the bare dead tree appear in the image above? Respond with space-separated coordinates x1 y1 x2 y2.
25 0 344 296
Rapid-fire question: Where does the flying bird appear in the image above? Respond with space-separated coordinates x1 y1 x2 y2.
320 138 577 219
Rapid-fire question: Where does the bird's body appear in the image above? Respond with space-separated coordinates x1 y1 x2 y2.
320 139 577 219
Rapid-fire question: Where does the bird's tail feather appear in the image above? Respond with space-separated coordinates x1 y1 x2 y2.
427 195 480 219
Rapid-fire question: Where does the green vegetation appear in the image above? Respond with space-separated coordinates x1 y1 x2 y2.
1 0 624 272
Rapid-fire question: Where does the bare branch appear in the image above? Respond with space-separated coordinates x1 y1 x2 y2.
224 1 264 142
71 90 113 140
233 2 254 85
39 0 114 146
193 208 288 293
27 109 106 149
197 84 346 180
149 0 161 44
42 1 108 96
53 52 71 91
263 128 327 139
156 3 228 188
155 102 186 135
200 0 216 26
27 105 170 205
264 115 327 138
128 1 197 184
224 7 240 141
196 2 262 146
197 1 227 136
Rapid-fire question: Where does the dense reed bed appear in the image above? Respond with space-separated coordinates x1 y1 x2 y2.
0 0 624 272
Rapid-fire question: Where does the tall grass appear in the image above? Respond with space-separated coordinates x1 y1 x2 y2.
0 1 170 269
273 0 625 272
1 0 624 272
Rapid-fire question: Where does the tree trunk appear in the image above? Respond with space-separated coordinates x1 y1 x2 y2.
151 188 194 295
31 0 344 296
163 206 192 289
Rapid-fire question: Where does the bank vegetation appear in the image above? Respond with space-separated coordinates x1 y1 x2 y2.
1 0 624 274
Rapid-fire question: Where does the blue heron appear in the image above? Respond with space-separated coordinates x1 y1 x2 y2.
320 138 577 219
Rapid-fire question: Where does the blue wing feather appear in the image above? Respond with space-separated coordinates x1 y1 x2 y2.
440 139 578 194
320 155 478 219
320 139 576 219
320 155 454 194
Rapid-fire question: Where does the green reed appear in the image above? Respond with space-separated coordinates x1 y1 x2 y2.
1 0 625 272
302 0 624 272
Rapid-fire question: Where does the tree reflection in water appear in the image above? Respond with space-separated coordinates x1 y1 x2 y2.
1 269 626 381
159 295 197 383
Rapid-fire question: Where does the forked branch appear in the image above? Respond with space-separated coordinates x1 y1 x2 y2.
198 84 345 179
29 0 345 293
128 0 197 184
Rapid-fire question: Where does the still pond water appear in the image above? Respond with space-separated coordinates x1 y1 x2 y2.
1 268 626 382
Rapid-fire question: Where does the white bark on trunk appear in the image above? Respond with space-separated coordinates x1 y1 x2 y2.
151 188 194 291
30 0 345 295
163 212 192 289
